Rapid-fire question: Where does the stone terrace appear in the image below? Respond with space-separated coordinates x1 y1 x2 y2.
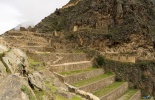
50 53 142 100
2 30 51 53
3 30 153 100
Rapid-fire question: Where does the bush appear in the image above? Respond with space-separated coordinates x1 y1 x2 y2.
96 55 105 66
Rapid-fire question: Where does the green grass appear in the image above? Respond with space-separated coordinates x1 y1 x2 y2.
34 90 47 100
60 68 98 76
72 96 82 100
21 85 35 100
45 81 57 92
45 81 82 100
72 73 114 87
121 89 139 100
93 82 125 97
29 58 42 65
28 58 45 71
56 94 82 100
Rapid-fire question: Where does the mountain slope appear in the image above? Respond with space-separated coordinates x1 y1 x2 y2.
36 0 155 33
36 0 155 59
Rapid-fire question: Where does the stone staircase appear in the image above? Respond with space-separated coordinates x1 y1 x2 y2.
50 53 142 100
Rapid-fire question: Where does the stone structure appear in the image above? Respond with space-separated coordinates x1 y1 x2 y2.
129 91 141 100
100 82 128 100
20 27 27 31
73 18 110 34
55 69 104 84
79 75 115 93
50 61 92 73
104 53 136 63
95 20 109 34
51 53 142 100
27 53 88 65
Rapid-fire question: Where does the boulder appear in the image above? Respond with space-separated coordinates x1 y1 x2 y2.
3 48 29 75
0 75 36 100
28 72 45 90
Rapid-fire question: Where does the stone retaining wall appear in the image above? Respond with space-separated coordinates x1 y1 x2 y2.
79 75 115 93
130 90 141 100
55 54 87 64
100 82 128 100
50 61 92 73
104 54 135 63
59 69 104 84
27 53 88 65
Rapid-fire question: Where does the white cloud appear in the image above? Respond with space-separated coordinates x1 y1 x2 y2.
0 3 24 34
0 0 69 34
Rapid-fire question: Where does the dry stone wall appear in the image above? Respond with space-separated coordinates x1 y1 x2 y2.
130 90 141 100
105 54 136 63
27 53 88 65
61 69 104 84
100 82 128 100
50 61 92 73
79 75 115 93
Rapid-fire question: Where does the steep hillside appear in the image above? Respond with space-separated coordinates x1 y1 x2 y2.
36 0 155 34
36 0 155 60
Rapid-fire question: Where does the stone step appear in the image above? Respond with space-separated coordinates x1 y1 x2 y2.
50 61 92 73
72 73 115 93
54 68 104 84
117 90 141 100
93 82 128 100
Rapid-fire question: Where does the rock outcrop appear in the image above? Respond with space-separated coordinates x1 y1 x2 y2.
0 43 46 100
0 75 36 100
3 48 29 75
28 72 45 90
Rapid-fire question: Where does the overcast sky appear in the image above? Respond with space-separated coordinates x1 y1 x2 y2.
0 0 69 34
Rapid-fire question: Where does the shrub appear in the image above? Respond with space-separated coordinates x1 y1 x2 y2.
96 55 105 66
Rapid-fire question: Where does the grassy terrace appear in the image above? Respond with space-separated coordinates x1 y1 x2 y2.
120 89 139 100
93 82 125 97
72 73 114 87
60 67 98 76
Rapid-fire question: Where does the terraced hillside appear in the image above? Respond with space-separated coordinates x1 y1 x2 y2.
2 30 155 99
2 30 53 53
50 54 143 100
